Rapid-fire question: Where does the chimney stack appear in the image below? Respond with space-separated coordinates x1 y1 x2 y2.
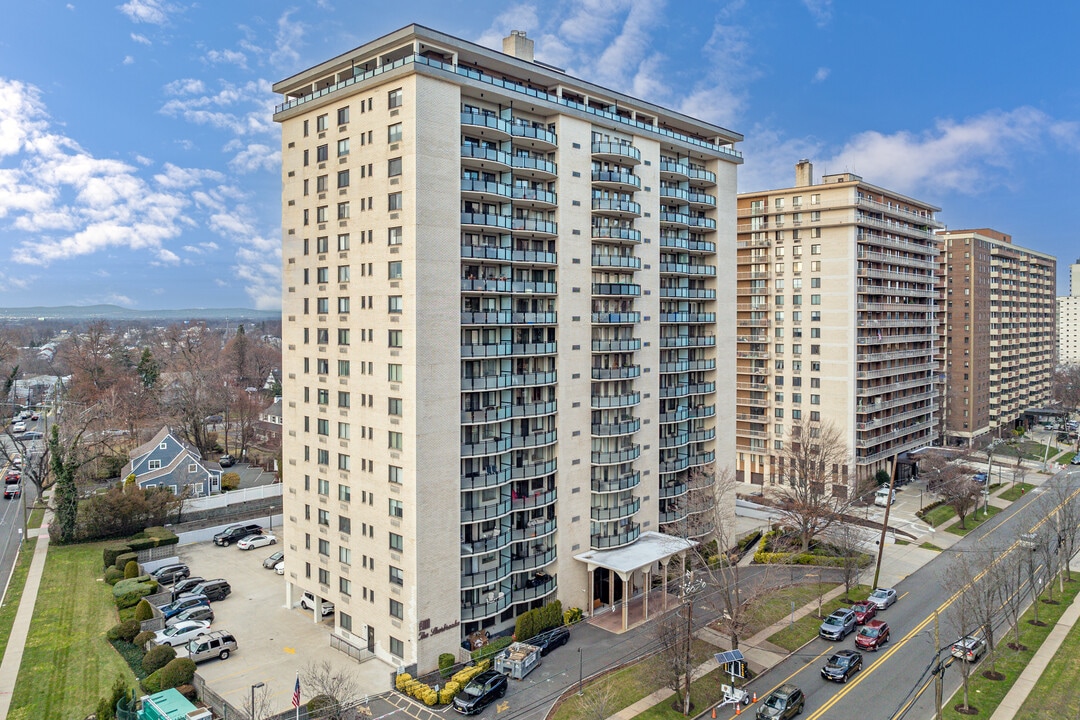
795 159 813 188
503 30 534 63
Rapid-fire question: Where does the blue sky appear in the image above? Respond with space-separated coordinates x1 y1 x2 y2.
0 0 1077 310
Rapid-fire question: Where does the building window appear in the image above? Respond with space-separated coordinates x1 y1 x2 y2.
388 158 402 177
388 296 402 313
317 358 329 374
388 193 402 211
316 114 328 132
811 344 821 355
389 532 403 552
338 484 351 502
388 364 402 382
338 516 351 534
317 419 329 437
317 388 330 405
338 328 350 345
389 498 403 518
388 465 403 484
388 123 402 143
811 294 821 305
390 636 404 659
388 330 403 348
337 138 350 156
388 431 402 450
340 578 352 596
316 144 328 162
316 328 329 345
338 297 350 314
340 612 352 632
811 394 821 405
389 566 404 586
338 170 350 188
388 261 402 279
316 297 329 314
338 360 350 376
318 539 330 557
337 202 350 220
318 510 330 527
338 391 351 408
338 233 350 250
388 397 402 416
317 449 330 465
338 265 350 282
337 106 349 125
388 89 403 108
811 244 821 255
316 206 328 224
317 174 328 193
389 598 403 619
811 277 820 288
388 227 402 245
338 454 350 471
148 460 161 470
339 546 352 565
338 422 350 439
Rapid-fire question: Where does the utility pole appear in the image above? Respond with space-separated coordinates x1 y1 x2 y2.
934 612 943 720
872 457 898 590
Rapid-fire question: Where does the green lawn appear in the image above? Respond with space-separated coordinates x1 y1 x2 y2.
920 542 944 552
550 640 718 720
1013 589 1080 719
0 543 34 661
1059 451 1077 465
633 666 737 720
27 505 44 530
941 577 1080 719
735 582 836 639
6 542 136 720
766 586 871 652
921 504 958 528
945 506 1002 536
998 483 1036 502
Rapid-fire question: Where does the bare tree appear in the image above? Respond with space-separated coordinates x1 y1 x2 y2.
823 522 870 600
772 420 856 552
300 660 364 720
242 681 273 720
1052 364 1080 412
650 607 693 715
999 542 1029 648
160 324 226 458
938 474 981 529
1044 473 1080 582
969 545 1007 679
574 680 619 720
942 554 985 714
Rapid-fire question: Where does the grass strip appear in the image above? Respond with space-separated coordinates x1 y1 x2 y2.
6 542 136 720
945 506 1002 536
920 542 943 552
921 504 957 528
765 586 871 652
0 542 35 661
736 583 837 639
633 666 745 720
1012 586 1080 719
27 506 44 530
941 576 1080 719
997 483 1036 502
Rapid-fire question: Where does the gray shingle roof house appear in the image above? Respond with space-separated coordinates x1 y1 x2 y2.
121 427 221 497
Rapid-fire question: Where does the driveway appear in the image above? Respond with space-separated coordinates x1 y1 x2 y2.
172 541 392 714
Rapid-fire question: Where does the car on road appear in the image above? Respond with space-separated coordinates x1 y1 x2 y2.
874 487 895 507
165 605 215 627
213 523 262 546
756 684 804 720
237 533 277 550
973 472 988 484
262 550 284 569
29 413 38 421
819 608 857 641
300 591 334 616
532 625 570 655
452 669 508 715
149 563 190 585
171 576 206 601
186 630 236 663
821 649 863 683
218 454 235 467
951 635 987 662
868 587 897 610
19 431 43 440
850 601 877 625
1072 455 1080 466
158 594 210 620
153 620 211 647
11 422 26 434
855 620 891 651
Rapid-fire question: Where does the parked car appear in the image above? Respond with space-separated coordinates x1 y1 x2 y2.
532 625 570 655
186 579 231 602
874 488 895 507
29 413 38 421
850 602 877 625
237 533 277 551
821 649 863 683
165 605 215 627
819 608 857 641
149 563 190 585
855 620 891 651
158 594 209 620
868 587 897 610
275 560 285 575
19 431 42 440
755 684 804 720
951 635 987 662
973 472 988 484
213 523 262 547
153 620 211 647
452 669 508 715
1072 455 1080 466
171 576 206 601
218 454 235 468
300 591 334 616
262 550 284 569
186 630 236 663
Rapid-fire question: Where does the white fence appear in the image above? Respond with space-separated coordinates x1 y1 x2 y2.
185 483 282 511
177 514 284 546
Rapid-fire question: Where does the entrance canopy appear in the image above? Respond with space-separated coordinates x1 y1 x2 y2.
573 531 697 577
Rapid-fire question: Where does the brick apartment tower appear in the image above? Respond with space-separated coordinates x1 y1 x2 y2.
734 161 943 493
272 25 742 673
938 229 1057 446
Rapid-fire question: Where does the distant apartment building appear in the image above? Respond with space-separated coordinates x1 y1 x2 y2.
938 229 1057 445
1058 259 1080 365
273 25 741 673
735 161 942 492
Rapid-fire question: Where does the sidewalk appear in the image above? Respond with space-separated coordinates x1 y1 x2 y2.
0 517 51 720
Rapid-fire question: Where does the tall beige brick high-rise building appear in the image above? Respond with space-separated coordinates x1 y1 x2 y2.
734 162 942 492
272 25 742 673
938 229 1057 445
1058 259 1080 365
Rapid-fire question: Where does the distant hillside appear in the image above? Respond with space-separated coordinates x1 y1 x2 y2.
0 304 281 321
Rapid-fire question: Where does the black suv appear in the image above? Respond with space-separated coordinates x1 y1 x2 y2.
219 454 235 468
453 670 508 714
172 576 206 601
149 563 190 585
756 685 804 720
213 524 262 546
188 579 231 602
533 626 570 655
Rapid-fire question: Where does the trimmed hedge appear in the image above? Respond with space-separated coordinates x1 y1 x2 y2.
563 607 583 626
104 567 124 585
438 652 456 678
124 560 141 579
514 599 563 643
142 645 177 674
134 599 154 622
142 658 195 694
114 552 138 571
108 620 142 643
104 529 180 570
395 660 492 707
104 545 131 570
471 635 513 662
134 631 156 648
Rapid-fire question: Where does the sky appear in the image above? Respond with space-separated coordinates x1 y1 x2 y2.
0 0 1078 310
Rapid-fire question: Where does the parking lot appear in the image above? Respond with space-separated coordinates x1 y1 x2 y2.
168 539 394 713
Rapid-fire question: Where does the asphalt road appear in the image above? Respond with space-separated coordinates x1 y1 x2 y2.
730 465 1080 720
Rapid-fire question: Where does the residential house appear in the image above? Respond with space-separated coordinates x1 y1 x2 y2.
122 427 220 496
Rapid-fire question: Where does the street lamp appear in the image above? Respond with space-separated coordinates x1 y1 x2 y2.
250 682 265 720
577 647 584 695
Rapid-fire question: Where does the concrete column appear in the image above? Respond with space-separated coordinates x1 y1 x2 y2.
661 558 670 612
643 569 650 620
621 575 629 630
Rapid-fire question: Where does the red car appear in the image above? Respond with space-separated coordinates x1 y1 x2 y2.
851 601 877 625
855 620 890 651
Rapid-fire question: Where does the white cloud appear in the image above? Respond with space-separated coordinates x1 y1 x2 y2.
117 0 174 25
159 79 276 138
163 78 206 96
737 125 824 193
131 33 151 45
226 142 280 174
270 9 304 68
123 55 135 65
812 67 830 83
802 0 832 26
206 49 248 69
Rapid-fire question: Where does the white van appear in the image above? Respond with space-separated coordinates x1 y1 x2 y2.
874 488 895 507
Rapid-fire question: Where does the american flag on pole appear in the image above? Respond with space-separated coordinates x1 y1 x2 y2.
292 675 301 708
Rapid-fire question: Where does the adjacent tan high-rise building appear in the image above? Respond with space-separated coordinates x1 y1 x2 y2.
938 229 1057 445
735 162 942 491
273 24 741 674
1058 259 1080 365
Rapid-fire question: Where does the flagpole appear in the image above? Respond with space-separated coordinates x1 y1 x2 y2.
294 671 300 720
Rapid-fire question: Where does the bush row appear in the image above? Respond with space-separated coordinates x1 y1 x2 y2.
513 599 563 643
395 659 491 706
102 527 179 570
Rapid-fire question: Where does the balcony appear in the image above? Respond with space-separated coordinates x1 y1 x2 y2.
512 488 558 511
591 523 641 550
460 244 557 265
688 191 717 208
508 576 557 606
659 358 716 373
592 141 642 164
511 123 557 147
461 178 513 199
659 161 690 178
659 262 716 276
592 254 642 270
461 499 513 523
592 226 642 243
660 428 716 449
688 216 716 230
660 312 716 324
659 405 716 423
591 498 641 521
592 197 642 217
592 338 641 352
659 335 716 348
460 370 558 391
660 186 690 203
591 392 641 409
460 341 557 358
512 217 558 236
461 145 511 169
511 186 557 207
592 365 642 380
460 278 557 294
660 287 716 299
512 155 557 177
592 282 642 296
460 311 558 326
461 212 513 231
660 235 716 254
460 530 513 557
592 445 641 464
461 112 511 137
660 211 690 227
660 382 716 399
592 170 641 192
592 418 642 436
592 312 641 325
687 167 716 185
592 472 641 494
461 563 512 591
